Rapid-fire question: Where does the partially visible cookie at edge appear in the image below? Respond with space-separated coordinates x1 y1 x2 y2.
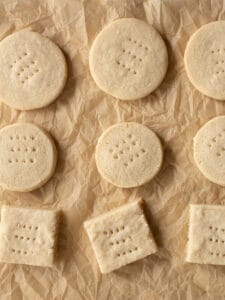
95 122 163 188
193 116 225 186
187 204 225 265
184 21 225 100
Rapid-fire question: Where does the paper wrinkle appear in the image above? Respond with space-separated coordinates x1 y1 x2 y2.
0 0 225 299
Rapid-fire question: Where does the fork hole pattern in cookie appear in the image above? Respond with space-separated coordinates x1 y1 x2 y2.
116 37 150 75
102 225 139 257
211 48 225 75
207 224 225 257
17 223 38 230
9 52 40 84
128 37 149 51
8 158 35 164
209 237 225 243
103 225 125 235
210 251 225 257
10 223 39 255
109 236 132 246
10 248 34 255
209 225 225 232
8 134 37 165
10 146 37 153
14 235 36 242
9 135 36 141
109 133 147 167
116 247 139 257
207 129 225 157
208 225 225 244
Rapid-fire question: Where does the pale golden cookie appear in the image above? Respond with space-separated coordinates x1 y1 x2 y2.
0 30 67 110
0 205 59 267
84 199 157 273
89 18 168 100
185 21 225 100
187 204 225 265
95 122 163 188
0 123 57 192
193 116 225 186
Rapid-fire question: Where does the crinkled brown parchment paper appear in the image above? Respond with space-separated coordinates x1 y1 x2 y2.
1 0 225 299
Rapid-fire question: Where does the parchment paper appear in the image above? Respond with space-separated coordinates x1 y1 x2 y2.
1 0 225 299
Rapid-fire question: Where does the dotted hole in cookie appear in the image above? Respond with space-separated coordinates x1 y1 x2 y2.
210 251 225 257
117 38 149 75
9 52 40 83
109 134 147 166
116 247 138 257
9 135 36 141
209 225 224 231
16 223 38 230
11 248 34 255
8 135 37 164
8 158 36 164
128 38 149 51
13 224 38 252
208 130 225 156
14 234 36 241
103 225 125 236
211 48 225 74
109 236 130 246
117 59 137 75
10 52 40 84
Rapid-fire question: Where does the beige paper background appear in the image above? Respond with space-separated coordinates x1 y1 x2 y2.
1 0 225 299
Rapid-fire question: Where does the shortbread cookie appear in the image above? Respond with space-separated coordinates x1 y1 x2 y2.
89 18 168 100
0 123 57 192
193 116 225 186
0 205 59 267
0 30 67 110
84 200 157 273
187 204 225 265
95 122 163 188
184 21 225 100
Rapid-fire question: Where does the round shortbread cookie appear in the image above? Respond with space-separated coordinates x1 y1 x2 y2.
194 116 225 186
184 21 225 100
0 30 67 110
89 18 168 100
0 123 57 192
95 122 163 188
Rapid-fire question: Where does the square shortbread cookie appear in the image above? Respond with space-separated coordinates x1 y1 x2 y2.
84 200 157 273
0 205 59 267
187 204 225 265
